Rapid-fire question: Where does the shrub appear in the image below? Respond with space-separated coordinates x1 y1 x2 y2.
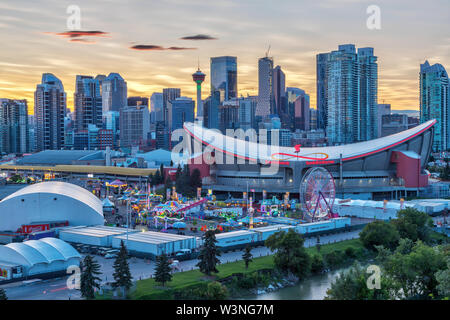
237 276 256 289
324 250 345 268
360 220 400 251
311 254 325 274
205 281 228 300
345 247 356 258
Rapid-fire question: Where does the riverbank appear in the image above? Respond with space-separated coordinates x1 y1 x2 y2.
122 238 368 300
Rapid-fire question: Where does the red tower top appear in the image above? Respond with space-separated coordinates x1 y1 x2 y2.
192 68 206 84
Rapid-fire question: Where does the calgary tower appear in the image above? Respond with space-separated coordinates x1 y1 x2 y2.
192 65 206 124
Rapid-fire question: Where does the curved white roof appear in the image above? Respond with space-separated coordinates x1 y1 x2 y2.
0 238 80 268
23 240 66 263
0 181 104 232
2 181 101 213
184 119 436 163
5 242 49 266
39 237 81 260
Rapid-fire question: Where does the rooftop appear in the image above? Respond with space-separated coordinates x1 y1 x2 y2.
114 231 195 244
17 150 104 166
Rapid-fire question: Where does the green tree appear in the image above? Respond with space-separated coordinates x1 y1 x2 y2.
311 254 325 274
345 247 357 258
80 255 102 300
392 208 433 243
383 241 447 298
175 165 184 195
265 229 311 279
154 253 172 286
164 175 172 198
190 168 202 196
242 245 253 269
160 163 165 183
396 238 414 255
205 281 228 300
154 170 162 185
112 240 133 297
0 288 7 300
435 257 450 298
359 220 400 251
325 264 395 300
196 230 221 276
323 250 345 268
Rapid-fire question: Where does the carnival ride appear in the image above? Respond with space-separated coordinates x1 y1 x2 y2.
300 167 336 221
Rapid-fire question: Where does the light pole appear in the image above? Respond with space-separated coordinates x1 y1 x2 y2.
126 197 130 247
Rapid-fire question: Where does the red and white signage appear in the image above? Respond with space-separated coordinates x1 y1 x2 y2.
21 224 50 234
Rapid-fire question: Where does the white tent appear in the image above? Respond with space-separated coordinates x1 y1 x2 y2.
0 181 104 232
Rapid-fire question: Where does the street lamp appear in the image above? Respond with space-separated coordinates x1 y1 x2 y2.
126 197 130 247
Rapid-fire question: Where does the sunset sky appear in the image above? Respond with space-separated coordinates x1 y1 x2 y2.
0 0 449 114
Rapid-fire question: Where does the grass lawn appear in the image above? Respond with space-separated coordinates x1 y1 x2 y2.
307 238 363 256
129 238 364 300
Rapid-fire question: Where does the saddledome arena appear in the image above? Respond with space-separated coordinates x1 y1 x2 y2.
182 119 436 200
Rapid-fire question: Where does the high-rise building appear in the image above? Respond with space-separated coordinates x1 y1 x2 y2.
150 92 164 123
358 47 378 141
192 68 206 120
74 75 103 133
162 88 181 126
256 56 274 118
316 53 329 130
420 61 450 152
0 99 29 154
286 87 307 131
103 111 120 148
381 113 409 137
128 96 148 107
155 121 169 150
119 105 150 148
34 73 66 150
377 104 391 137
309 109 318 131
210 56 237 102
95 75 107 95
102 73 127 113
167 97 195 132
203 91 220 130
27 114 36 152
324 44 378 144
272 65 285 116
294 92 310 131
239 96 257 130
219 98 240 133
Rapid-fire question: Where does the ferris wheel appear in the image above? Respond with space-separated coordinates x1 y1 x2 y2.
300 167 336 221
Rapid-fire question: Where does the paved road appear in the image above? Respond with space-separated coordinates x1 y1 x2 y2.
1 230 360 300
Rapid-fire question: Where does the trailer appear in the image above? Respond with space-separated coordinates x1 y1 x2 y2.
111 231 196 258
295 217 351 235
251 224 294 242
214 230 258 249
59 226 138 247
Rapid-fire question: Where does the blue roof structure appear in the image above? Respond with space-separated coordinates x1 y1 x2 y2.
17 150 104 166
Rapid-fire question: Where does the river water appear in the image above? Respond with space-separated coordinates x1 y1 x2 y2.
242 268 348 300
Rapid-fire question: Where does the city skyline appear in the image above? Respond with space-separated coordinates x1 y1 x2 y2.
0 0 449 114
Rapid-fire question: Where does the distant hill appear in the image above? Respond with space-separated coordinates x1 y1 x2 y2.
391 109 419 117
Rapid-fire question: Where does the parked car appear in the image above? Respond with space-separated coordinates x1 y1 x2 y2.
175 249 191 256
169 260 180 270
104 253 117 259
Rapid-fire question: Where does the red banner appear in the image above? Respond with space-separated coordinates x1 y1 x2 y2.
21 224 50 234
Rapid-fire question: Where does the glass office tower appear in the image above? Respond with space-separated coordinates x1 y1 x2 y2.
420 61 450 152
210 56 237 102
